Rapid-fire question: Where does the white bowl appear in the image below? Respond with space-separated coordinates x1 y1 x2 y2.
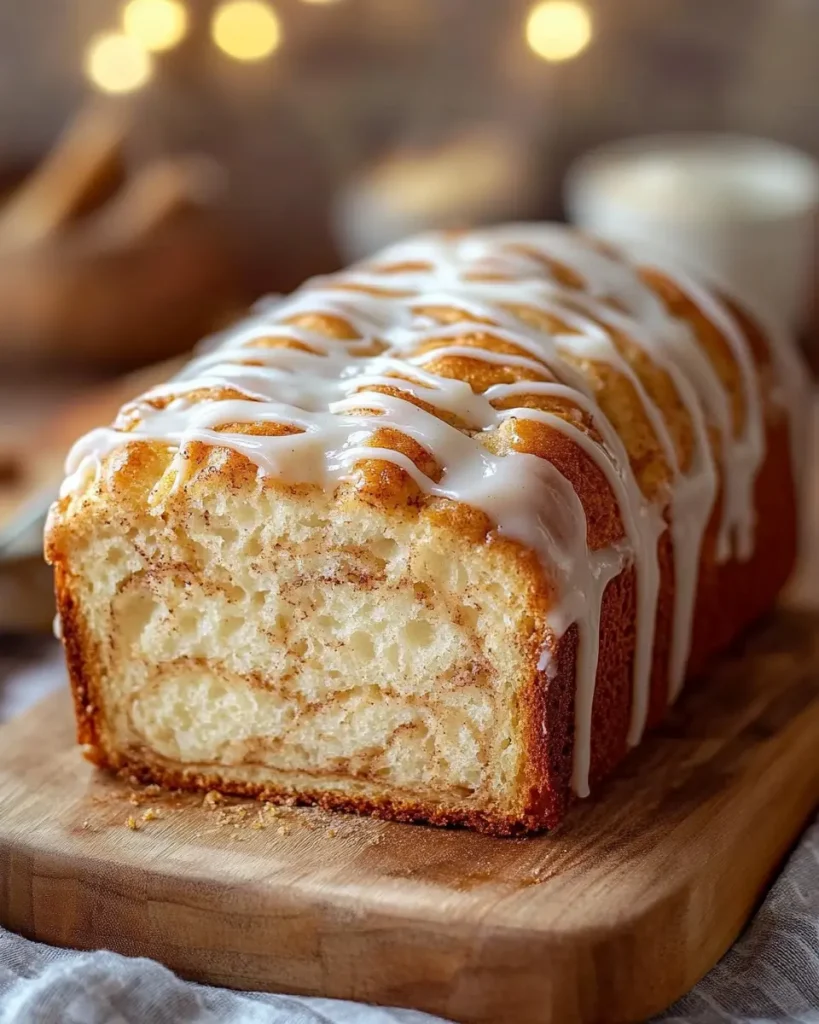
565 133 819 330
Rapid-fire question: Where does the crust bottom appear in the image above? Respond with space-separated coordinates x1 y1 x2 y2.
84 745 550 836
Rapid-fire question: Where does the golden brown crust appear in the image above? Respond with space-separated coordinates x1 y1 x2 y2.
53 563 102 757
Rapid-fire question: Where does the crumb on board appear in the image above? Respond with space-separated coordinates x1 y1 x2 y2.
214 805 252 828
91 778 344 841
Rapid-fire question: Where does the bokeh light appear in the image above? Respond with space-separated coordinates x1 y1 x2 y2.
211 1 282 62
84 32 153 93
122 0 189 52
525 1 592 63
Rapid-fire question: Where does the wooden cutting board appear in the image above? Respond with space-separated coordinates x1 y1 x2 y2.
1 598 819 1023
2 404 818 1022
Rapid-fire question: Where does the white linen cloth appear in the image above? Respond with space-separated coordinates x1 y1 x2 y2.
1 644 817 1024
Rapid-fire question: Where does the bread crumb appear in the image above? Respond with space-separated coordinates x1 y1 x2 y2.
81 819 90 830
142 808 160 822
203 791 225 810
326 828 338 838
277 825 291 837
144 784 162 796
126 816 139 831
367 835 384 846
213 804 251 828
129 793 141 806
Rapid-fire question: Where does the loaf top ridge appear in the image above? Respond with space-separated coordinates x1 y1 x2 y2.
51 222 806 797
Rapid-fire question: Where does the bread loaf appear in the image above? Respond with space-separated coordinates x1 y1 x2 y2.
45 224 806 833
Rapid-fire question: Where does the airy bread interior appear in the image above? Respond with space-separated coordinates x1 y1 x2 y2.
61 475 548 821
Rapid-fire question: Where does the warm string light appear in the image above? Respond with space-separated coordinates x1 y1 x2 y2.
122 0 189 52
525 0 593 63
211 0 282 61
84 0 338 89
85 1 592 96
84 32 153 93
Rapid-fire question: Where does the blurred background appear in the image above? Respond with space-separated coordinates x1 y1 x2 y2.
0 0 818 649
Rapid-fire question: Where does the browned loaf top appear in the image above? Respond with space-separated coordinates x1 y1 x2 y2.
46 224 806 833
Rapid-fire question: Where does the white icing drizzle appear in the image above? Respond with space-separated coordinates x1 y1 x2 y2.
560 294 718 700
61 223 802 798
650 264 764 561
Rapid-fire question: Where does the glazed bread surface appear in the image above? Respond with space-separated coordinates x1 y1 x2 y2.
46 224 805 833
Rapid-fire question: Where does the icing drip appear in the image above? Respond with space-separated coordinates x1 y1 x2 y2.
558 294 719 700
652 265 764 561
61 223 798 797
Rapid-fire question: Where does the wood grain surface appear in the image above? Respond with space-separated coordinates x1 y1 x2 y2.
1 601 819 1023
